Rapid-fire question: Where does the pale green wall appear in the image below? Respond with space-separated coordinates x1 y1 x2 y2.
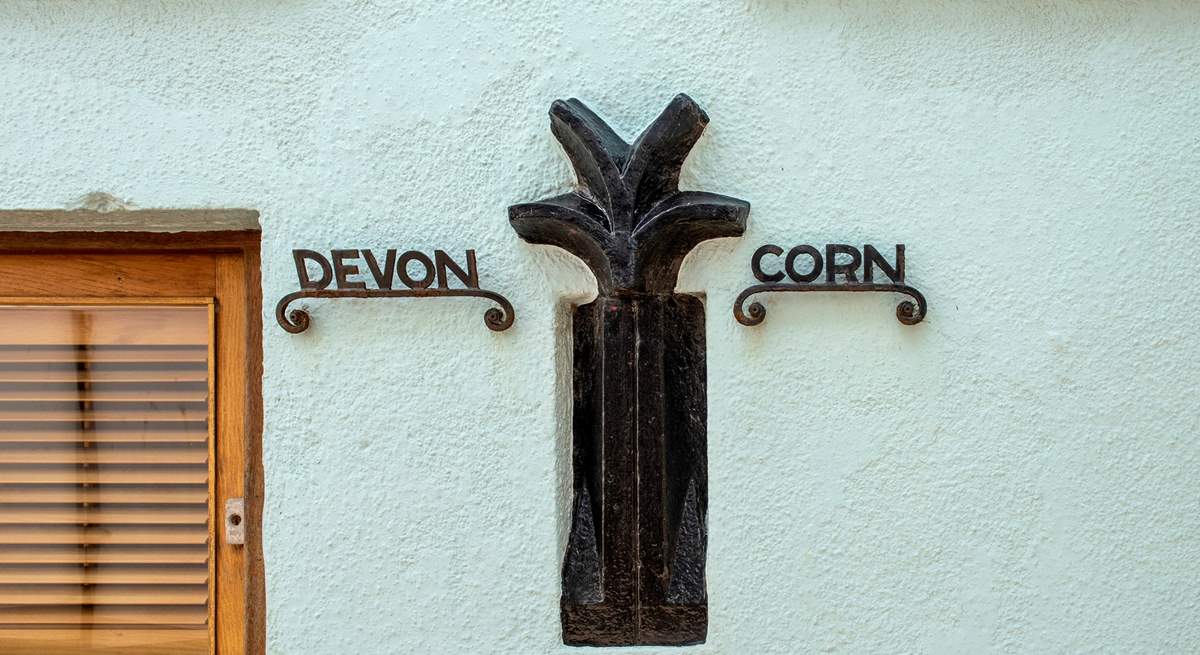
1 2 1198 653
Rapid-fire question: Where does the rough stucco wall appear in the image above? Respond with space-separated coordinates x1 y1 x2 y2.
2 1 1199 653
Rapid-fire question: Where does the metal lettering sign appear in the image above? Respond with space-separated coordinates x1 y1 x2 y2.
734 243 927 326
275 248 514 333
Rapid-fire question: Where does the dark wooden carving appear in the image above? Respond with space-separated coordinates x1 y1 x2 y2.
510 94 749 646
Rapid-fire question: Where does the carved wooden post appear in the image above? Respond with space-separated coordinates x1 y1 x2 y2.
510 94 749 646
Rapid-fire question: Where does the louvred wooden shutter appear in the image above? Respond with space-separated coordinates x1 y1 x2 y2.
0 304 214 654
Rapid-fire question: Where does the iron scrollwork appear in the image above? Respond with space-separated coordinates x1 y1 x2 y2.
734 282 927 326
275 287 514 334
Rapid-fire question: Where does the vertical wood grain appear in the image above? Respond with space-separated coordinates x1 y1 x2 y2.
240 244 266 655
215 253 247 655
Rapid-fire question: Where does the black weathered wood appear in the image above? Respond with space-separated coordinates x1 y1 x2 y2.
510 94 749 646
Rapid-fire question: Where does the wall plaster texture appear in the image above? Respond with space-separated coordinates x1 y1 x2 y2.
1 2 1199 653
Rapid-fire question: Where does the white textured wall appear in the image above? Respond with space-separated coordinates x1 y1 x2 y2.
3 2 1199 653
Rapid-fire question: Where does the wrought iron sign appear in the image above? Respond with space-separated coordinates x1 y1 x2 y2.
734 243 927 326
511 93 749 646
275 248 514 333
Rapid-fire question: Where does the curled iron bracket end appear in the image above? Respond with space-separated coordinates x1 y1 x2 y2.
734 283 927 327
274 289 515 333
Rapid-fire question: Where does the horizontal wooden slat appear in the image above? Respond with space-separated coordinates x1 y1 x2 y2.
0 465 207 485
0 525 208 545
0 486 207 505
0 584 208 605
0 445 207 465
0 425 207 443
0 404 206 422
0 386 207 403
0 604 207 626
0 565 207 585
0 565 206 587
0 303 210 345
0 347 206 364
0 627 208 655
0 545 208 565
0 506 207 525
0 369 207 383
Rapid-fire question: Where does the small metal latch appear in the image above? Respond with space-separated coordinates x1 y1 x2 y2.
224 498 246 545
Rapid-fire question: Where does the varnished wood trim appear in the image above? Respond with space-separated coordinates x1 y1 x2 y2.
242 242 265 655
0 296 213 305
214 253 247 655
0 230 259 253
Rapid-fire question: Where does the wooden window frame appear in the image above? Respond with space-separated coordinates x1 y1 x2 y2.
0 211 264 655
